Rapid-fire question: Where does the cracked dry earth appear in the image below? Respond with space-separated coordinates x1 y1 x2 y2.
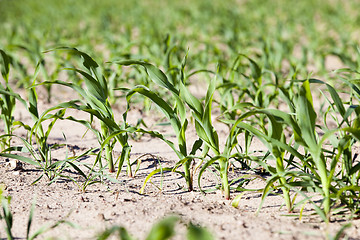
0 90 360 240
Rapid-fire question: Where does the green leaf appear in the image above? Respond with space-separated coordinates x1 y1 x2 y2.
198 157 220 193
46 47 98 69
146 216 179 240
296 80 317 150
0 153 39 166
187 222 214 240
237 54 262 82
308 79 346 121
26 197 37 239
231 192 246 208
65 68 107 102
115 60 179 95
97 226 135 240
126 86 182 139
179 81 203 117
139 168 183 194
0 49 10 82
1 190 13 239
202 76 219 152
330 223 352 240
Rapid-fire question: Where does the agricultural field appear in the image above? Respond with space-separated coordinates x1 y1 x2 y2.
1 0 360 239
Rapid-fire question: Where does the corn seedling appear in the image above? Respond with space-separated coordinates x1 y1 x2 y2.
274 79 360 221
0 62 92 183
117 56 238 198
41 47 132 176
0 59 54 178
223 105 304 212
117 59 203 192
0 50 17 151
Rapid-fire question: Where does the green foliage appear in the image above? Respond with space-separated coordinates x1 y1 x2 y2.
41 48 132 176
97 216 214 240
117 59 204 192
0 50 17 151
0 0 360 233
0 187 13 239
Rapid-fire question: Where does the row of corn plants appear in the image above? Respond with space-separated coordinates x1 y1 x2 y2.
2 0 360 93
1 44 360 225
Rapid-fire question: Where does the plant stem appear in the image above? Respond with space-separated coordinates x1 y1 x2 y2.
276 157 292 212
105 144 115 173
124 145 132 177
184 160 193 191
219 158 230 200
101 122 115 173
280 179 292 212
315 153 330 221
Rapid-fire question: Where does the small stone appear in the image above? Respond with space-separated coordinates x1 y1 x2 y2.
6 159 23 171
97 213 105 221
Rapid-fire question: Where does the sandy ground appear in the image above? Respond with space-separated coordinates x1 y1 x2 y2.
1 86 360 240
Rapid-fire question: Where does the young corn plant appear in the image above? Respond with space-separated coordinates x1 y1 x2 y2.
294 80 339 220
179 72 228 198
0 56 52 164
276 79 360 221
0 59 93 184
0 50 17 151
222 104 305 212
116 59 202 192
11 39 54 102
42 47 132 176
314 75 360 217
116 56 234 198
217 54 279 118
0 84 76 183
252 79 332 220
0 47 34 90
226 78 360 217
20 97 128 191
